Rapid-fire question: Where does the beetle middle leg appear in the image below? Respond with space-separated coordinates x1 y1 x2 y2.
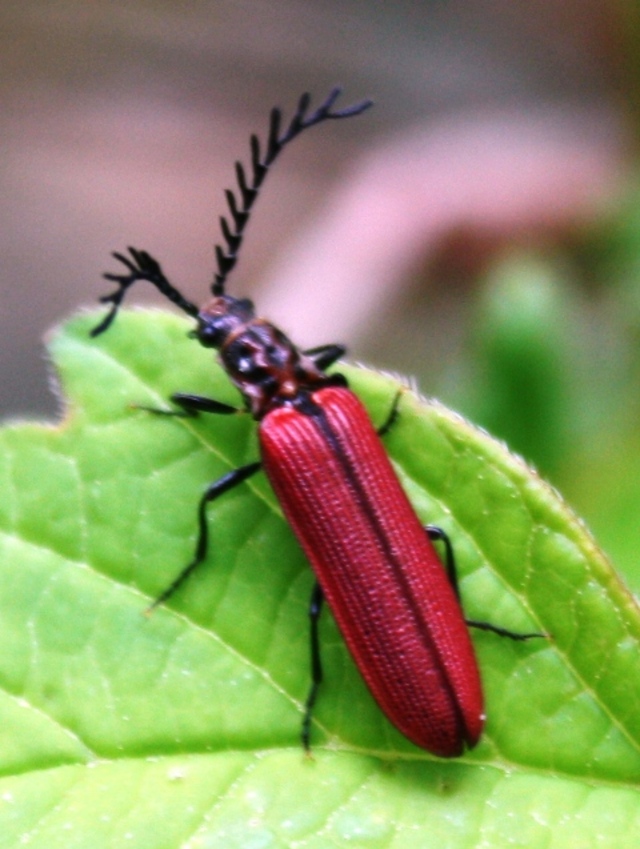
146 460 261 612
376 389 403 437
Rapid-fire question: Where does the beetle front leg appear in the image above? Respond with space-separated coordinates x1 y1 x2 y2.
376 389 403 437
303 343 346 371
146 460 261 612
301 581 325 751
171 393 244 416
134 392 243 418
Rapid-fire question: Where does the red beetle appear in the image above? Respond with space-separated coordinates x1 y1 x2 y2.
93 89 537 756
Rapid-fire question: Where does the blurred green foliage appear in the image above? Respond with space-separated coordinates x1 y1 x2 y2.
439 191 640 597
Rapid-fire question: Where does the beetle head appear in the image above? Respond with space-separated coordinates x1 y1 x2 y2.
195 295 256 348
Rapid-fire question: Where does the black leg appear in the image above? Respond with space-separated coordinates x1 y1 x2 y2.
132 392 243 418
463 618 546 641
426 525 546 641
172 393 243 415
303 344 346 371
377 390 403 437
146 460 261 612
301 581 325 751
426 525 460 600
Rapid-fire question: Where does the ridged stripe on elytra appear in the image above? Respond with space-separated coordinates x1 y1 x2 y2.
291 391 473 742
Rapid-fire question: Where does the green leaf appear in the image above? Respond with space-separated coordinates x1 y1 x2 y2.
1 309 639 848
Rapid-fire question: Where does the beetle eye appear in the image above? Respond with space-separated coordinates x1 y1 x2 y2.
197 321 224 348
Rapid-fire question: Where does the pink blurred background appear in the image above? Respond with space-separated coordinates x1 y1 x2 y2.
0 0 629 417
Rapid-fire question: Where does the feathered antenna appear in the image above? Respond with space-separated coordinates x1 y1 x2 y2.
92 88 372 337
211 86 372 295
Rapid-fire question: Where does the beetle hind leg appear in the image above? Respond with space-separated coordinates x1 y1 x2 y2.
301 581 325 751
426 525 546 641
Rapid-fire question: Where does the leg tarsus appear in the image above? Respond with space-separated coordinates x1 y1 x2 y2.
130 403 195 418
465 618 547 641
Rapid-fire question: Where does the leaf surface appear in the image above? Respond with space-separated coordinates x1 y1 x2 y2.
0 310 639 847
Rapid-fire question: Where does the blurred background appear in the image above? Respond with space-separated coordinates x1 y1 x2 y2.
3 1 640 593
